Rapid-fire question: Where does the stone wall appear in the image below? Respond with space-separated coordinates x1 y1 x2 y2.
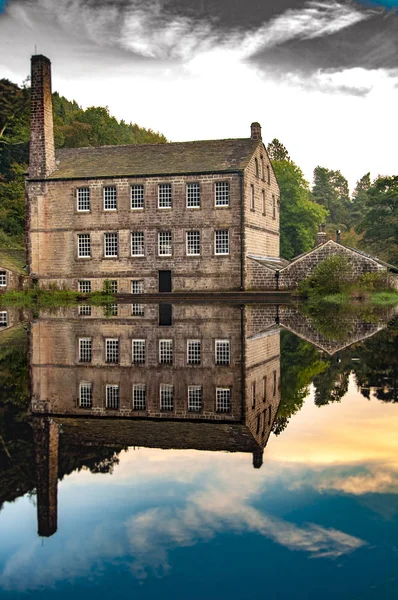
0 267 30 292
27 173 243 292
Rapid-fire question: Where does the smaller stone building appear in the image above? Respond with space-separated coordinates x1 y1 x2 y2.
0 250 30 292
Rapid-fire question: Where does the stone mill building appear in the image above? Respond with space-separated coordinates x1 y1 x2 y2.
26 54 280 294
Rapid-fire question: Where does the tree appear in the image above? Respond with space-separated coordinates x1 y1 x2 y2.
272 159 327 259
267 138 290 161
312 166 350 227
357 175 398 265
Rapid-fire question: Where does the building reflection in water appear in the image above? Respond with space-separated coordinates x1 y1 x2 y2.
29 303 281 537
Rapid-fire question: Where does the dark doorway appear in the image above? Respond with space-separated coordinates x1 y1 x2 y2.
159 270 172 293
159 304 173 326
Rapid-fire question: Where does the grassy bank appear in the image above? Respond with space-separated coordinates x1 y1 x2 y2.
0 288 115 308
321 291 398 306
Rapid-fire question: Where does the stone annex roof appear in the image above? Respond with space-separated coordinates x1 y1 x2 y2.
48 138 260 180
0 249 27 275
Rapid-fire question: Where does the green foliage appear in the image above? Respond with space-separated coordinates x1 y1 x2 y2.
312 166 350 227
356 175 398 265
267 138 290 161
272 159 327 259
299 255 354 297
0 288 115 308
0 80 167 246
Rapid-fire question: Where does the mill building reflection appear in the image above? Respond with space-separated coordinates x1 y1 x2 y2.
30 303 281 537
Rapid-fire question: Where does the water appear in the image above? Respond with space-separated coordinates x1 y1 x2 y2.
0 302 397 599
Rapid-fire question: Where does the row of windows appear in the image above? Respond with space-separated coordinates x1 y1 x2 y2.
78 338 231 366
249 187 278 219
250 372 278 406
77 230 231 258
0 271 7 286
77 182 230 212
78 303 145 317
254 157 271 184
78 280 143 294
79 382 231 413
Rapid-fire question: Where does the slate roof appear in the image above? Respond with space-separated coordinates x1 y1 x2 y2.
247 255 290 271
47 138 260 180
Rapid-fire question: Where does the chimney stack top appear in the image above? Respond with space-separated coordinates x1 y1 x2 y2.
250 122 262 141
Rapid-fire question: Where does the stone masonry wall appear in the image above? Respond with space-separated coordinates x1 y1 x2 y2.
27 173 243 292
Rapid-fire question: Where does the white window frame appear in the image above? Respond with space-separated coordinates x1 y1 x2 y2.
133 384 146 410
0 311 8 327
131 184 144 210
78 304 92 317
214 230 230 256
186 182 200 208
79 382 93 408
215 181 230 207
103 186 117 211
159 339 173 364
77 187 90 212
188 385 202 412
131 303 144 317
105 338 119 364
77 233 91 258
132 339 146 364
78 280 91 293
187 340 201 365
106 384 119 409
186 230 200 256
160 383 174 411
131 232 145 257
158 231 172 257
215 339 230 365
158 183 172 209
216 388 231 413
0 271 7 287
104 232 118 258
131 280 144 294
78 337 92 362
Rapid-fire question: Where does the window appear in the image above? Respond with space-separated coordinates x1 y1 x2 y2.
79 382 92 408
106 385 119 409
131 232 145 256
272 195 276 220
131 184 144 210
0 271 7 286
215 181 229 207
104 186 117 210
131 280 144 294
78 305 92 316
187 340 201 365
263 376 267 402
78 280 91 293
273 370 277 396
186 183 200 208
266 165 270 184
132 339 146 364
105 303 118 317
131 303 144 317
0 312 7 327
215 339 230 365
160 384 173 411
216 388 231 413
259 155 263 179
255 157 259 177
133 384 146 410
250 185 255 210
158 231 172 256
262 190 266 215
268 405 272 425
215 230 229 255
186 230 200 256
262 409 267 436
110 280 118 294
251 382 256 409
78 233 91 258
188 386 202 412
105 338 119 363
104 232 118 257
158 183 172 208
79 338 92 362
77 187 90 212
159 339 173 364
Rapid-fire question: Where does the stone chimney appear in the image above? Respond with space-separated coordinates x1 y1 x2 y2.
29 55 56 179
250 122 262 141
315 223 327 246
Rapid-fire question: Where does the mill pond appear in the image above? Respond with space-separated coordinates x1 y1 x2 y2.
0 301 397 600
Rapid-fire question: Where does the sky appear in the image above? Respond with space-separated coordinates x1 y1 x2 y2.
0 0 398 190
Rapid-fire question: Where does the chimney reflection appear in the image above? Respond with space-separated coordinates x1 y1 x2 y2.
30 303 281 536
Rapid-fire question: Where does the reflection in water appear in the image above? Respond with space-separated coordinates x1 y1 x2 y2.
0 302 398 598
